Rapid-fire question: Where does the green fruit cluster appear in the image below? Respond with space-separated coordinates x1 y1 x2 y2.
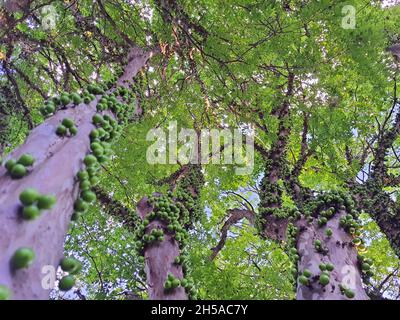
143 228 164 243
19 188 56 220
56 118 78 136
358 255 374 277
58 257 82 291
4 154 35 179
163 273 197 298
40 92 85 118
339 284 355 299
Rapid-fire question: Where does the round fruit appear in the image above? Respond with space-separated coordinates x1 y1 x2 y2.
303 269 312 278
62 118 74 128
172 279 181 288
77 170 89 181
164 280 172 289
89 176 100 185
5 159 17 171
84 155 97 166
325 228 333 237
81 191 96 203
56 125 67 136
80 180 91 190
319 274 330 286
92 114 103 124
10 164 27 179
0 285 11 300
60 95 71 106
325 263 334 271
361 263 370 271
60 257 81 273
37 194 56 210
45 104 55 114
19 188 40 205
298 275 309 285
344 289 355 299
74 199 88 212
22 205 40 220
11 247 35 269
59 275 75 291
69 126 78 135
71 212 81 221
18 154 35 166
319 263 327 271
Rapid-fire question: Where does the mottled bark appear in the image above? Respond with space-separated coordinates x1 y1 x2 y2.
136 197 187 300
0 46 151 299
295 211 368 300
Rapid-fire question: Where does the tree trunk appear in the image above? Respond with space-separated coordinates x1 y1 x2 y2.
137 197 187 300
0 46 152 300
295 210 368 300
136 164 203 300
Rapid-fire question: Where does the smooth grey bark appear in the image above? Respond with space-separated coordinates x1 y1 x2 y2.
0 46 151 299
136 197 187 300
295 211 368 300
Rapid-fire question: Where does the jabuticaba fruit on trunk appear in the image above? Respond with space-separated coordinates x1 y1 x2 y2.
292 192 369 300
0 46 152 300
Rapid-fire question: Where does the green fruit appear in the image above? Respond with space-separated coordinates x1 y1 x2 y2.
71 212 81 221
77 170 89 181
11 247 35 269
84 155 97 166
89 176 100 185
5 159 17 171
60 95 71 105
0 285 11 300
45 104 55 114
17 154 35 166
80 180 91 190
69 126 78 135
92 114 103 124
83 96 91 104
37 194 56 210
62 118 74 128
60 257 81 274
314 240 321 247
74 198 88 212
93 148 104 157
344 289 355 299
164 280 172 289
325 263 334 271
319 274 330 286
59 275 75 291
22 205 40 220
180 279 188 287
325 228 333 237
19 188 40 205
56 125 67 136
298 275 309 285
70 93 82 104
361 263 370 271
172 279 181 288
10 164 27 179
81 191 96 203
319 263 327 271
303 269 312 278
